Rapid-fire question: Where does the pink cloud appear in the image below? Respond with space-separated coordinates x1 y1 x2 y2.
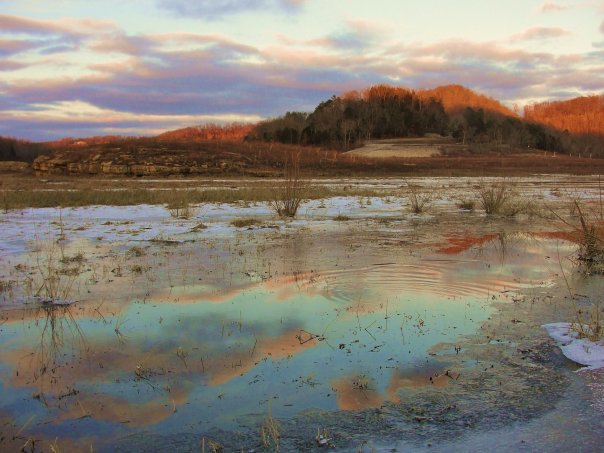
0 60 26 71
511 26 572 41
395 39 553 64
539 1 569 13
0 13 115 37
0 38 37 56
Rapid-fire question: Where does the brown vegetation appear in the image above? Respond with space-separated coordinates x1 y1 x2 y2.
524 95 604 136
156 123 254 142
419 84 516 117
28 137 604 179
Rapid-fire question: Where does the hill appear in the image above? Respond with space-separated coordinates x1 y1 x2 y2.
524 95 604 136
156 123 254 142
4 83 602 176
419 84 516 117
251 83 557 152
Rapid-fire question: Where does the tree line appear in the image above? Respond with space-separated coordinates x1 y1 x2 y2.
0 136 51 162
249 84 602 156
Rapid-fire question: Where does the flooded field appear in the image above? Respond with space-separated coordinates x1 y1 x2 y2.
1 176 603 452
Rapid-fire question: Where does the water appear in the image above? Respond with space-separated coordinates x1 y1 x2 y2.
1 176 603 451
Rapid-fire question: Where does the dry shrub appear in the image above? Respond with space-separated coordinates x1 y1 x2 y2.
269 152 306 218
405 183 432 214
572 201 604 272
477 181 517 215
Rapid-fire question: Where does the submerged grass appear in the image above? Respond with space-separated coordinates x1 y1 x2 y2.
261 414 280 452
0 185 380 209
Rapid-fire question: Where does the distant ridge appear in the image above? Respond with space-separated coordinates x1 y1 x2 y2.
525 95 604 136
419 84 516 117
156 123 254 141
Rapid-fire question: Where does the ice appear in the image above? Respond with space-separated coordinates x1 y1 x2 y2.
543 322 604 371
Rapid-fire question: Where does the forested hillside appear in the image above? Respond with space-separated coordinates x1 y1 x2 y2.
157 123 254 141
524 96 604 136
250 84 564 153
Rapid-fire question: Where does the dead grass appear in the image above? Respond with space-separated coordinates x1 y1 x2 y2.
230 218 262 228
27 242 85 302
476 181 518 215
0 279 14 293
456 199 475 211
405 183 432 214
269 153 306 218
261 414 280 451
0 185 377 210
333 214 352 221
555 197 604 341
190 222 208 232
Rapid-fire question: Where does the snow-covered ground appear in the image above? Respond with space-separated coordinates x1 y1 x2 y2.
543 323 604 371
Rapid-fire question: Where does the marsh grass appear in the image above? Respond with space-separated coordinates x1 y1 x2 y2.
554 195 604 341
558 257 603 342
200 437 223 453
269 153 306 218
572 304 603 342
28 243 86 302
477 181 520 215
167 192 195 218
230 218 262 228
574 201 604 268
126 246 146 258
333 214 351 221
190 222 208 232
405 184 432 214
0 185 378 209
261 414 280 451
456 199 475 211
0 279 14 293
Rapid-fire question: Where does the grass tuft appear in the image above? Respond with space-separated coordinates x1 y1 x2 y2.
405 183 432 214
269 153 306 218
333 214 351 221
261 414 280 451
477 181 517 215
456 199 475 211
230 218 262 228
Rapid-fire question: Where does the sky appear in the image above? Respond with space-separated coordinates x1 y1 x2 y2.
0 0 603 141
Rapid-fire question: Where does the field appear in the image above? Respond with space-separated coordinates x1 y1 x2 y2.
343 136 457 158
1 174 603 452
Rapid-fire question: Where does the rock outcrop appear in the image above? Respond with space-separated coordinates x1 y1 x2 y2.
33 145 252 176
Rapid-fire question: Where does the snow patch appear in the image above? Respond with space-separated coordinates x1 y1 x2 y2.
543 322 604 371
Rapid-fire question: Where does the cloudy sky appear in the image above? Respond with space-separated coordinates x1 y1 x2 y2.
1 0 603 140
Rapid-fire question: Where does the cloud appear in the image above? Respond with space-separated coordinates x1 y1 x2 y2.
157 0 306 19
0 100 262 124
307 19 388 51
0 13 118 58
0 38 37 57
0 13 115 37
0 60 27 71
510 26 572 41
1 11 602 141
0 100 263 140
600 20 604 34
539 1 569 13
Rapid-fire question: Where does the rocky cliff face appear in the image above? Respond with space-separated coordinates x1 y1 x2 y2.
33 147 251 176
0 161 30 172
